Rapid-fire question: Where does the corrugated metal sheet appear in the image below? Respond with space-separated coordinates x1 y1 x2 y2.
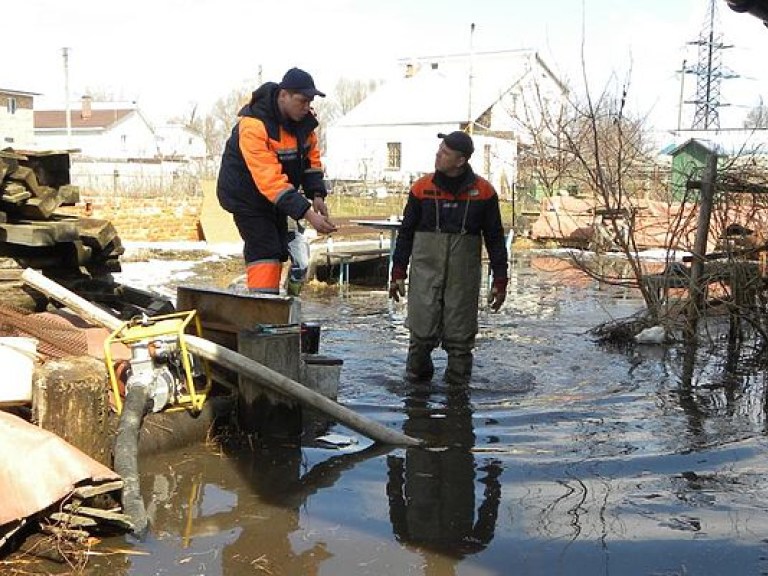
0 411 118 526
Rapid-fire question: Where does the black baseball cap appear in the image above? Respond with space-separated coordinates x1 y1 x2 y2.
279 67 326 98
438 131 474 157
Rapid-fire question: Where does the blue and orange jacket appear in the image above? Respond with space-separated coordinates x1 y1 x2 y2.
393 166 508 280
216 82 326 220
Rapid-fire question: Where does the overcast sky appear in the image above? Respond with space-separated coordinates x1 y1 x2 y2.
5 0 767 130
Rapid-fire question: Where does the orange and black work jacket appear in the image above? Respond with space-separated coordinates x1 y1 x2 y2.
216 82 326 221
392 166 508 281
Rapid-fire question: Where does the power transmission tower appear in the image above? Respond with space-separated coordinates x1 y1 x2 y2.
685 0 737 130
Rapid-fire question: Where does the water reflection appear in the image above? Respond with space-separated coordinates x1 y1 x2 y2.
222 440 391 574
386 386 502 574
132 440 390 575
83 248 768 574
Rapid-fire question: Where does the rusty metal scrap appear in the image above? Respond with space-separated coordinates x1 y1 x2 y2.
0 305 88 359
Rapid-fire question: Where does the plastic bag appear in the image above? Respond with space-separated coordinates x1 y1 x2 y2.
287 223 310 294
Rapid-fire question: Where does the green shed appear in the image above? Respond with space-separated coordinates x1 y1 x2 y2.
668 138 718 201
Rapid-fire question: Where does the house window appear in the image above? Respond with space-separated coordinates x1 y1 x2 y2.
483 144 491 177
387 142 401 170
7 98 17 114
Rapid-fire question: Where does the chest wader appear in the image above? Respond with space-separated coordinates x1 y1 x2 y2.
406 231 482 384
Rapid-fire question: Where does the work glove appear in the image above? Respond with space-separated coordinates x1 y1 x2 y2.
487 276 508 312
389 265 407 302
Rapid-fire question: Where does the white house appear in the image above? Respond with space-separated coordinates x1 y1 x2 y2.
154 124 207 160
32 97 207 192
34 97 158 159
324 49 567 195
0 88 38 149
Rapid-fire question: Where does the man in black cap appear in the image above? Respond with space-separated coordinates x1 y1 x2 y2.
389 131 508 384
217 67 336 294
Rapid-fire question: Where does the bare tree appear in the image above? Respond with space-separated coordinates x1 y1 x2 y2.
313 77 381 152
516 81 575 198
743 103 768 129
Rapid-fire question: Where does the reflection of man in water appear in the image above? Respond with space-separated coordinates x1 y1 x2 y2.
386 388 502 568
221 440 391 575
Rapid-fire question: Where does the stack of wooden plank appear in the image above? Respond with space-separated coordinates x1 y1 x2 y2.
0 149 123 275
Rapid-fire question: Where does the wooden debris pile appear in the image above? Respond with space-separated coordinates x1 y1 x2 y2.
2 479 131 568
0 148 123 277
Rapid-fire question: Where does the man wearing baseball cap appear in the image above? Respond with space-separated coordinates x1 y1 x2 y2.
217 67 336 294
389 131 509 385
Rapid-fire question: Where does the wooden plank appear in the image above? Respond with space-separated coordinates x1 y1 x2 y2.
13 188 62 219
0 149 27 161
58 184 80 205
0 220 79 246
1 189 32 204
1 182 28 198
72 480 124 499
62 504 133 530
0 269 23 281
77 217 118 250
8 166 41 196
50 512 98 528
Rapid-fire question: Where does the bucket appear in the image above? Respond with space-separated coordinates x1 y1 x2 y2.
0 337 38 405
300 322 321 354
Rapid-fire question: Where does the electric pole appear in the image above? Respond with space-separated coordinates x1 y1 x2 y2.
62 47 72 147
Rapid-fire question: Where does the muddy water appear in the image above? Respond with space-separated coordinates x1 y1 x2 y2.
84 249 768 576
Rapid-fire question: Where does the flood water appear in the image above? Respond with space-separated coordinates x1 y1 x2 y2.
82 249 768 576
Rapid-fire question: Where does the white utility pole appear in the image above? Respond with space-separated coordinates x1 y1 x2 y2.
62 47 72 147
468 23 475 135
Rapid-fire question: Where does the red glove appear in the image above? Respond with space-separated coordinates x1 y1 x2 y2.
488 277 508 311
389 265 407 301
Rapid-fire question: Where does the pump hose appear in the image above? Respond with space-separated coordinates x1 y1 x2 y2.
113 384 151 535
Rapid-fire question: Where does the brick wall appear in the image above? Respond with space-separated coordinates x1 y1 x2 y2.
60 193 203 242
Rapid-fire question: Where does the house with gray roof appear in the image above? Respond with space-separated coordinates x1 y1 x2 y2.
324 49 567 195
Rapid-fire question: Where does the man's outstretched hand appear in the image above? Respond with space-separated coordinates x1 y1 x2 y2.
305 209 337 234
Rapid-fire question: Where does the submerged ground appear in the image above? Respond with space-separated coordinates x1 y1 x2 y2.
72 247 768 575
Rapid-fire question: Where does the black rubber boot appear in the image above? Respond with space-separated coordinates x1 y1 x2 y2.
405 343 434 381
444 352 473 385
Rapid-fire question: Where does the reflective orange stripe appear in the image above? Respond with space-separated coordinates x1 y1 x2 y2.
246 260 282 292
239 117 295 204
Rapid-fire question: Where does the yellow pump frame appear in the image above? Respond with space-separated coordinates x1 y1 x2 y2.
105 310 211 414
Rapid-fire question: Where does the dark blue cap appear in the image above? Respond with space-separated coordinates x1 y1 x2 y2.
279 67 326 98
438 131 474 157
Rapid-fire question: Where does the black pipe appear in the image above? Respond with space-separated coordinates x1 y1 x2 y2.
113 384 151 535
